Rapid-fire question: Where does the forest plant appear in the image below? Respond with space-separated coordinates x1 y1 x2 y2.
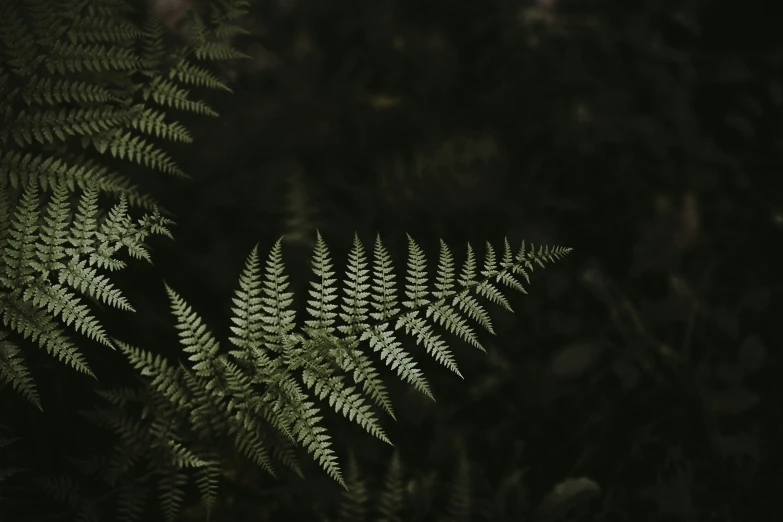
0 0 250 407
87 232 570 520
0 1 574 520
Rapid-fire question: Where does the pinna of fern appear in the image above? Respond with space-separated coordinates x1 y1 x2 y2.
105 230 570 521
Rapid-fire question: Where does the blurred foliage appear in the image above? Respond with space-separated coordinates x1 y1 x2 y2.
4 0 781 520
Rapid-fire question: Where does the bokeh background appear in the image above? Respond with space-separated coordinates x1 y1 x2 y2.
53 0 782 519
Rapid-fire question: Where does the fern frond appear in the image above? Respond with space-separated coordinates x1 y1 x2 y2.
21 282 113 347
169 58 232 92
266 431 303 477
58 258 134 311
497 237 526 293
305 230 339 332
0 328 40 409
228 244 265 352
138 11 165 71
457 242 477 289
403 234 429 309
22 76 120 105
440 450 471 522
128 106 193 144
101 131 186 177
144 77 219 117
361 323 432 400
116 341 190 411
338 233 371 340
36 181 72 272
474 241 512 311
0 182 168 402
296 335 390 444
194 42 251 61
336 453 368 522
426 300 483 351
0 291 94 377
0 151 159 210
194 455 220 517
432 240 455 300
123 232 570 490
67 12 142 44
46 41 140 74
165 284 221 379
341 345 395 420
377 450 404 522
67 183 100 255
0 183 40 286
396 313 461 378
165 440 207 469
257 239 297 353
157 468 187 522
273 364 344 487
228 410 275 476
370 235 399 322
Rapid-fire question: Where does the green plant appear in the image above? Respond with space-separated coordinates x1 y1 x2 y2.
87 232 569 520
0 0 250 407
0 1 573 521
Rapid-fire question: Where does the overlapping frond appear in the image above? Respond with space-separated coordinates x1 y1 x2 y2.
116 232 570 500
0 1 251 519
0 181 172 407
0 0 246 410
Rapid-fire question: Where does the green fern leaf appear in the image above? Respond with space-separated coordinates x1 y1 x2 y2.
36 181 72 273
370 235 399 322
21 282 113 347
295 334 391 444
194 42 251 61
169 58 232 92
128 106 193 143
144 77 219 117
338 233 371 338
0 151 159 210
361 324 432 400
396 313 461 378
58 257 134 311
103 130 186 177
165 284 221 379
377 450 404 522
194 456 220 517
228 244 265 352
157 468 187 522
403 234 429 309
22 76 119 105
336 453 368 522
46 41 140 74
258 239 297 353
275 371 344 487
305 230 339 332
0 329 40 409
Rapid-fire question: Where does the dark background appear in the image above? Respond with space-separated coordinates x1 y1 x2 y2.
7 0 783 520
